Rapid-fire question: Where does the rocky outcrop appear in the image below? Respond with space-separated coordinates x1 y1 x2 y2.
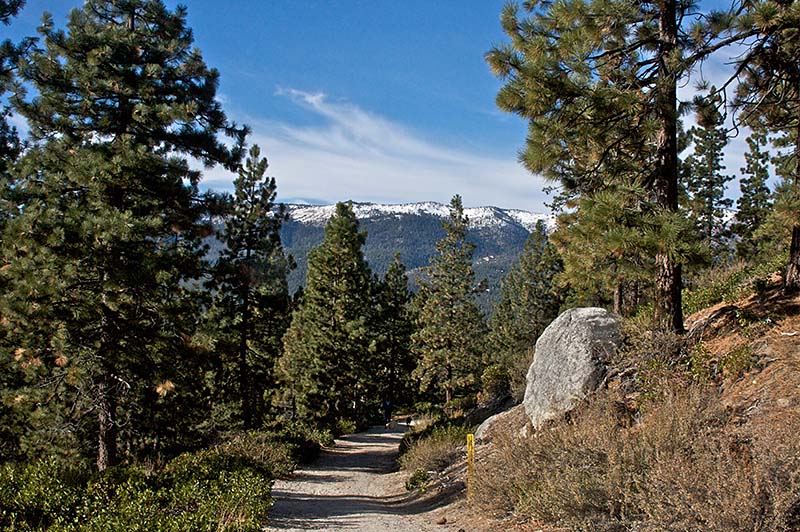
523 307 621 430
474 404 527 442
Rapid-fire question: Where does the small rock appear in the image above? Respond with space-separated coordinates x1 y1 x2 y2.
435 516 447 525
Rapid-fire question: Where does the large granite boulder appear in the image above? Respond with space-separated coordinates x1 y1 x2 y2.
523 307 621 430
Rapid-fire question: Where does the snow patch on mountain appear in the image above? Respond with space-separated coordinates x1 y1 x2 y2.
286 202 555 233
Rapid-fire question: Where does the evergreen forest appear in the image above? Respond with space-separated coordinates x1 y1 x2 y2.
0 0 799 530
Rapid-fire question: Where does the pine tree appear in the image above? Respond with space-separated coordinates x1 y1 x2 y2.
207 145 291 430
0 1 24 24
733 129 772 259
0 0 246 470
733 0 800 292
683 91 734 258
411 195 486 405
486 0 755 331
753 140 800 262
554 183 651 314
486 221 563 400
0 0 27 454
372 254 416 419
280 202 375 428
0 0 27 211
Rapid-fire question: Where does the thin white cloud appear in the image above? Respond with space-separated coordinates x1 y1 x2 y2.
202 89 549 211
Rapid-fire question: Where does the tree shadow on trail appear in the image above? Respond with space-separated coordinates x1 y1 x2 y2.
266 488 460 530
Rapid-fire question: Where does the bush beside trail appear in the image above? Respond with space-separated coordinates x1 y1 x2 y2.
397 412 474 494
0 426 327 532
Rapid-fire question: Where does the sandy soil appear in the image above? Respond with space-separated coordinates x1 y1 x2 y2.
264 424 451 532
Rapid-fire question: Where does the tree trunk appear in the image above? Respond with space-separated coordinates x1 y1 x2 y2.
97 374 117 472
786 225 800 293
653 0 684 332
239 282 254 429
785 126 800 294
97 271 118 472
613 280 623 315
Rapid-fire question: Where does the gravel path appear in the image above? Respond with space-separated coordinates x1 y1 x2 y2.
264 424 439 532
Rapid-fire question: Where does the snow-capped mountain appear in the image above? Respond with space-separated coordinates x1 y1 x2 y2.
280 202 553 313
286 201 556 233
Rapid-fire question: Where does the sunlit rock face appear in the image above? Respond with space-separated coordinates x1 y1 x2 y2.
523 307 621 430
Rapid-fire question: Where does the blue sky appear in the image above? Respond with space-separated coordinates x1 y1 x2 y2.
6 1 755 211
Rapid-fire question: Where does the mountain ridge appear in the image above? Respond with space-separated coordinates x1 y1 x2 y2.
278 201 553 313
284 201 556 233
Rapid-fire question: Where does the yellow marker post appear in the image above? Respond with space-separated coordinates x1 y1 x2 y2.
466 433 475 500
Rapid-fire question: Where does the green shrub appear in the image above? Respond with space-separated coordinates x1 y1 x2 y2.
0 433 281 532
77 470 166 532
688 341 757 384
334 418 358 436
445 395 477 416
683 254 786 316
0 458 84 531
720 343 756 377
405 467 430 491
218 431 295 478
263 419 333 464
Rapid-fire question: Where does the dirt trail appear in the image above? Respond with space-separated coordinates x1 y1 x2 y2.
264 424 443 532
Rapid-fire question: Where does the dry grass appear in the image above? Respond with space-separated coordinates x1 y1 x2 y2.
473 385 800 531
399 424 467 474
473 286 800 532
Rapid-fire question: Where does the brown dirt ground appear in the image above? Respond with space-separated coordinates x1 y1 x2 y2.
264 424 467 532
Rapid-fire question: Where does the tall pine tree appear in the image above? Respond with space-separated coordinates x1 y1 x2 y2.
733 128 772 259
0 0 27 460
486 221 563 400
371 254 416 419
683 91 733 258
733 0 800 292
206 145 292 430
411 195 486 405
280 202 375 428
486 0 757 330
0 0 246 470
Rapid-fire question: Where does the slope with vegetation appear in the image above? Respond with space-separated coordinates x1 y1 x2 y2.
400 0 800 529
469 265 800 532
